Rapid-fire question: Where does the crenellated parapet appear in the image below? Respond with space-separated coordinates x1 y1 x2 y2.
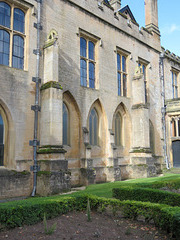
162 47 180 64
67 0 161 52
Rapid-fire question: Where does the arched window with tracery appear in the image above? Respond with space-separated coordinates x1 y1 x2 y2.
63 102 70 145
89 108 98 146
115 112 122 146
0 114 4 166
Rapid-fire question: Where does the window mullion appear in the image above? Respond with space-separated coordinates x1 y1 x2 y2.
121 56 123 96
87 41 89 88
9 5 14 67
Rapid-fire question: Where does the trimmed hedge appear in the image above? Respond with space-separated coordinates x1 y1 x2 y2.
1 195 180 238
134 177 180 190
112 186 180 206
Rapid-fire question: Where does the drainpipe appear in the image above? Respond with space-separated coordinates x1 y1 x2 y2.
30 0 42 196
159 53 170 169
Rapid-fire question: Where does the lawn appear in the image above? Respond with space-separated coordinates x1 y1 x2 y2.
1 172 180 238
1 172 180 207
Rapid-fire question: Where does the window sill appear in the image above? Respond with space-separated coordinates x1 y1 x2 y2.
80 85 99 91
0 64 27 72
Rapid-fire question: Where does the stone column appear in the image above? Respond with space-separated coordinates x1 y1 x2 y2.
145 0 160 36
80 127 96 185
131 66 150 150
40 30 62 147
130 66 153 178
37 30 70 196
106 129 121 182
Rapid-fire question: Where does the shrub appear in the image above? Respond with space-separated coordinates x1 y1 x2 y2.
135 178 180 190
1 194 180 238
112 186 180 206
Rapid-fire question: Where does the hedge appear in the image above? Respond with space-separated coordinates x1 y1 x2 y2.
134 177 180 190
1 194 180 238
112 186 180 206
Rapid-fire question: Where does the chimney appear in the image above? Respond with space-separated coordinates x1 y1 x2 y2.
145 0 160 34
109 0 121 11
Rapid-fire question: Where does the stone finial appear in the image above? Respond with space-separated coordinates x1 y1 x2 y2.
109 0 121 11
134 66 141 76
44 29 58 49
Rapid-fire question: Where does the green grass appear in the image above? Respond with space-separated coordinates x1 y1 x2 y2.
70 173 180 198
1 173 180 208
1 173 180 238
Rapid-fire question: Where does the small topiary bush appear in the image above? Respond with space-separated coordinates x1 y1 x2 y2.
112 186 180 206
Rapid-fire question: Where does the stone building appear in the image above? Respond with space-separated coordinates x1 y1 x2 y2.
0 0 179 199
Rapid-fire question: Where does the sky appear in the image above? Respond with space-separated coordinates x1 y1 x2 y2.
121 0 180 56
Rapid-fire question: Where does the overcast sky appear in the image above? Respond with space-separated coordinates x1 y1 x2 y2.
121 0 180 56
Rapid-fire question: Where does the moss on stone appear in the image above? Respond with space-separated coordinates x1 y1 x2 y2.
37 148 66 154
37 171 51 176
11 170 30 175
118 12 128 19
136 164 148 168
37 145 66 154
40 81 63 91
40 145 63 149
131 148 151 153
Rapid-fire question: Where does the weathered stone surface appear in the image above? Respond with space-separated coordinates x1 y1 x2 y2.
0 169 31 200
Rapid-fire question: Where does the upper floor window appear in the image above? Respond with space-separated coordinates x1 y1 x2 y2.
80 37 95 88
117 53 127 96
139 62 147 103
0 2 25 69
172 71 178 99
89 108 98 145
63 102 70 145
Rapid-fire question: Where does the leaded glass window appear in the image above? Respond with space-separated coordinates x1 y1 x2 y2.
117 53 127 96
0 114 4 166
80 37 96 88
80 59 87 86
115 113 122 146
0 2 26 69
0 30 9 66
139 62 147 103
12 35 24 69
0 2 10 28
63 103 70 145
89 62 95 88
13 8 25 33
89 108 98 146
172 71 178 99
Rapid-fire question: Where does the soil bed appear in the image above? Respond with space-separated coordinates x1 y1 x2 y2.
0 211 172 240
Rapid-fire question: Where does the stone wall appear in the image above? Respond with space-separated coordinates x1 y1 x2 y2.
0 169 32 200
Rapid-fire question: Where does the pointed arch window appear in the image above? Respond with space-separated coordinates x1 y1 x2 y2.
115 112 122 146
63 102 70 145
89 108 98 146
0 2 26 69
0 114 4 166
149 120 155 154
